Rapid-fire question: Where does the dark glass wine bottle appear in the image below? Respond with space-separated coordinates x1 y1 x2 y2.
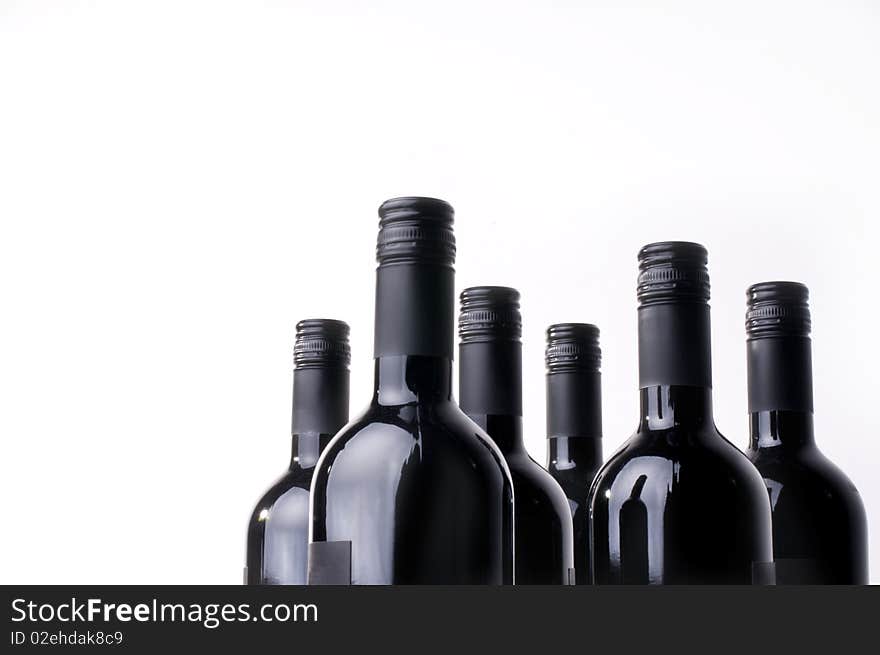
308 197 515 585
589 241 774 584
458 287 574 585
545 323 603 585
745 281 868 584
245 319 350 585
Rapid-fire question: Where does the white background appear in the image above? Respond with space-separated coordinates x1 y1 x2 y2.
1 0 877 584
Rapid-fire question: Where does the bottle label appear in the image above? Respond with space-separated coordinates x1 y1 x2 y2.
307 541 352 585
751 561 777 585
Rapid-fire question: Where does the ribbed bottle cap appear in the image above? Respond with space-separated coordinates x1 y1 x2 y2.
376 196 456 265
637 241 710 306
746 281 811 339
545 323 601 373
458 286 521 343
293 319 351 369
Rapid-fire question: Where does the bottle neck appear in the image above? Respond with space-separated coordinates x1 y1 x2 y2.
374 262 455 360
638 301 712 389
291 367 349 439
548 435 602 475
639 385 714 431
749 410 815 449
459 340 522 417
458 339 524 453
373 355 453 405
747 335 815 449
467 414 525 454
290 433 333 470
637 300 714 431
546 370 602 438
747 335 814 413
371 260 455 406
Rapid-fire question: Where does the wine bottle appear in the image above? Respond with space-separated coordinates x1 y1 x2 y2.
308 197 515 585
745 281 868 584
458 286 574 585
545 323 603 585
245 319 350 585
589 241 774 584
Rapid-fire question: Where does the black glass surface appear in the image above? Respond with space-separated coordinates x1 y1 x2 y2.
590 386 774 584
310 356 515 584
246 434 330 584
590 242 774 584
747 412 868 584
548 436 602 584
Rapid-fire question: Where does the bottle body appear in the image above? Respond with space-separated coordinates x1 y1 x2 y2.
745 282 868 584
308 198 515 585
479 416 574 585
246 434 330 584
458 289 574 584
590 388 774 584
548 436 602 584
246 320 350 585
545 323 603 585
590 242 774 584
747 414 868 584
505 445 574 585
309 357 515 584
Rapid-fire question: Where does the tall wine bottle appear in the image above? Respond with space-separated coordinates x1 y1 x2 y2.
458 286 574 585
308 197 515 585
745 281 868 584
589 241 774 584
545 323 603 585
245 319 350 585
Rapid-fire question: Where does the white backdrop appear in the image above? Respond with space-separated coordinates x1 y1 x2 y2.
1 0 877 584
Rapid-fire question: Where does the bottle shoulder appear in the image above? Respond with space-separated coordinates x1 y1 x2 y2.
592 426 767 496
314 400 512 481
327 400 494 443
749 444 867 516
248 469 312 525
548 466 595 504
751 443 854 482
507 451 571 513
548 443 603 501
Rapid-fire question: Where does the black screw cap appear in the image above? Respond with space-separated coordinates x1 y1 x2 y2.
637 241 710 306
376 197 456 265
545 323 601 373
458 286 522 343
293 319 351 369
746 281 811 339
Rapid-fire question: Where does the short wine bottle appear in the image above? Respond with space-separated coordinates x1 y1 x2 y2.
308 197 515 585
458 287 574 585
589 242 774 584
745 282 868 584
245 319 350 585
545 323 603 585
